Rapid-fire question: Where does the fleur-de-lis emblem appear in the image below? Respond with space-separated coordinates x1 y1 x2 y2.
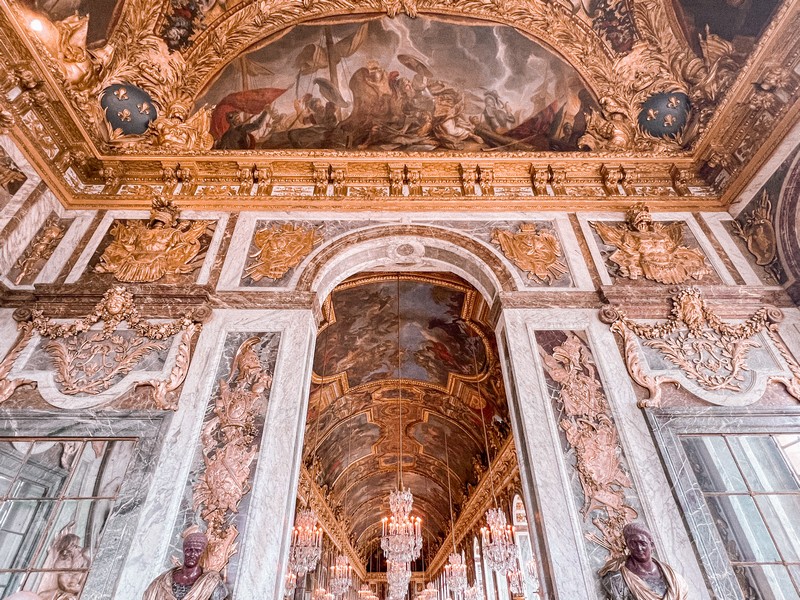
667 96 681 109
137 102 151 115
663 114 676 127
117 109 132 122
646 108 659 121
114 87 128 101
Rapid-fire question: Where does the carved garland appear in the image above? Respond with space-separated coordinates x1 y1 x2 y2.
0 286 205 408
601 287 800 407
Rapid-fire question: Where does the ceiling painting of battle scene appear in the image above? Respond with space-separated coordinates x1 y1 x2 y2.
303 272 513 564
199 15 599 152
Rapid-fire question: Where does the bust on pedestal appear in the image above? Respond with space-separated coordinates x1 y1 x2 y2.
601 523 689 600
142 532 228 600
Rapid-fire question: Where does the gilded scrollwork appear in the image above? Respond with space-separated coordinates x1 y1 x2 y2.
591 203 710 284
1 286 204 408
94 196 212 283
193 337 272 572
602 288 800 407
12 216 66 285
491 223 567 284
540 333 637 558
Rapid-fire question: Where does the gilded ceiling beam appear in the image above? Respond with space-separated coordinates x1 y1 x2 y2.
299 466 368 579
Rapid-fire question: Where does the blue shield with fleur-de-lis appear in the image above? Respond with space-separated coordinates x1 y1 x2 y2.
101 83 158 135
637 92 690 139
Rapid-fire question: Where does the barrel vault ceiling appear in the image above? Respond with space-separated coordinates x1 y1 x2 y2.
0 0 798 211
302 272 512 568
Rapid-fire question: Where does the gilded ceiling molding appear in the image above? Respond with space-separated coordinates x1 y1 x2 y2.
601 288 800 407
0 286 205 408
427 437 518 576
299 465 367 579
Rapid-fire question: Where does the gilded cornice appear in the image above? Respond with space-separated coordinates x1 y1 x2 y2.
299 466 368 579
0 0 798 210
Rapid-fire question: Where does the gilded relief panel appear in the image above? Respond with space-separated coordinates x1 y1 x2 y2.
723 143 799 285
587 206 724 286
535 330 643 578
5 213 72 287
167 331 279 596
0 145 27 210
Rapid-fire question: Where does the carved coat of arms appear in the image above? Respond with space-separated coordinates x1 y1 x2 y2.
592 203 709 284
492 223 568 284
95 197 210 283
603 288 800 407
244 223 322 282
733 190 777 267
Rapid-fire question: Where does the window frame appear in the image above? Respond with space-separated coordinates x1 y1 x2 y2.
0 410 168 599
647 408 800 600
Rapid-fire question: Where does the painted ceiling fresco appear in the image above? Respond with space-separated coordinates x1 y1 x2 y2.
304 273 512 558
19 0 121 44
671 0 782 53
199 15 599 152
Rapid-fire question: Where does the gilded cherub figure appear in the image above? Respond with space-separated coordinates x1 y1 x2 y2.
95 197 210 283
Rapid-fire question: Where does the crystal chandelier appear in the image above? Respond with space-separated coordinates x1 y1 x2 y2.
358 584 373 599
324 593 335 600
312 587 328 600
289 508 323 575
284 570 297 597
387 559 412 599
445 551 468 596
480 507 517 574
381 489 423 563
507 565 524 595
422 582 438 600
329 554 352 597
465 585 484 600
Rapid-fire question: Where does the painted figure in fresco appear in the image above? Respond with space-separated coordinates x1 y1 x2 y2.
601 523 688 600
35 524 91 600
142 532 228 600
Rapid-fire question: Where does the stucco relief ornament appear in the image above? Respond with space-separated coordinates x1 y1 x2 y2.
193 337 272 573
0 287 204 408
244 223 322 282
592 203 709 285
732 190 778 267
540 334 637 558
602 288 800 407
492 223 568 284
95 197 211 283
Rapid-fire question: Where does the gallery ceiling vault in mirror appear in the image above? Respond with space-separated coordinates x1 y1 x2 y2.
302 272 513 565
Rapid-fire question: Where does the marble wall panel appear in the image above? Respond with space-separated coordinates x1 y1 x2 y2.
217 212 593 295
164 331 280 597
116 309 317 600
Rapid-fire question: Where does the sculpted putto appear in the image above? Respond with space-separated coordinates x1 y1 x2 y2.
95 197 210 283
143 531 228 600
592 203 709 285
601 523 688 600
